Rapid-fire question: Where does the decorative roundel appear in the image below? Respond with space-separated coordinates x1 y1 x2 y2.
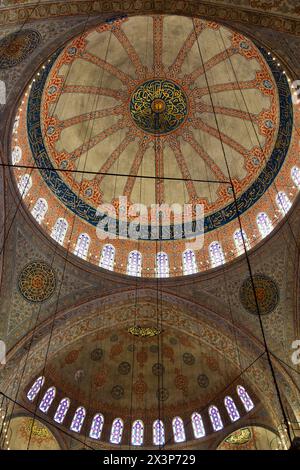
130 79 188 134
90 348 104 361
239 274 279 315
118 361 131 375
197 374 209 388
152 363 165 376
156 387 169 402
18 261 56 303
182 352 196 365
0 30 41 69
111 385 124 399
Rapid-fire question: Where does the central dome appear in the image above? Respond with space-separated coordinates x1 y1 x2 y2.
130 79 188 134
12 14 297 277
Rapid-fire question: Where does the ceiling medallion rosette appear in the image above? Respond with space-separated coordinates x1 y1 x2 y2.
18 261 56 303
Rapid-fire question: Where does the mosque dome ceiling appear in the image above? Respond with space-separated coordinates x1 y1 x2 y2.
11 14 299 277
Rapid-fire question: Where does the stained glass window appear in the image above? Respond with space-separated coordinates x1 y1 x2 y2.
54 397 70 424
99 244 115 271
292 166 300 189
182 249 198 275
224 396 240 422
39 386 56 413
70 406 86 433
12 146 22 165
237 385 254 412
233 229 250 256
74 233 90 260
131 420 144 446
13 115 20 134
153 419 165 446
18 174 32 198
89 413 104 440
209 241 225 268
110 418 124 444
51 218 68 245
191 412 205 439
27 376 45 402
276 192 292 216
257 212 272 237
127 251 142 277
209 406 223 431
31 198 48 224
156 252 169 278
172 416 186 443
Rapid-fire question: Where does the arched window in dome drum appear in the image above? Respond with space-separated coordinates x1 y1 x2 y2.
99 244 115 271
209 406 223 431
70 406 86 433
27 376 45 402
31 198 48 224
191 412 205 439
11 146 22 165
39 386 56 413
89 414 104 440
172 416 186 443
224 396 240 422
257 212 272 238
110 418 124 444
237 385 254 412
127 251 142 277
156 252 169 278
153 419 165 446
233 229 250 256
51 218 68 245
182 249 198 275
54 397 70 424
209 242 225 268
292 166 300 189
17 174 32 198
74 233 90 260
131 420 144 446
276 192 292 216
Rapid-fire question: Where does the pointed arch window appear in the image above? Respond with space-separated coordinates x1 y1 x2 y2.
209 241 225 268
18 174 32 198
156 252 169 278
153 419 165 446
233 229 250 256
292 166 300 189
191 412 205 439
54 397 70 424
276 192 292 216
70 406 86 433
89 413 104 440
51 218 68 245
237 385 254 412
209 406 223 432
27 376 45 402
74 233 90 260
182 249 198 275
224 396 240 422
172 416 186 443
110 418 124 444
257 212 272 237
127 251 142 277
131 420 144 446
39 386 56 413
12 146 22 165
31 198 48 224
99 244 115 271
